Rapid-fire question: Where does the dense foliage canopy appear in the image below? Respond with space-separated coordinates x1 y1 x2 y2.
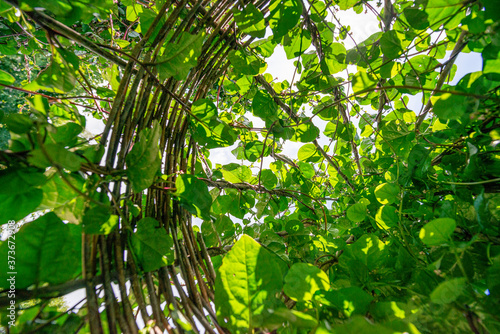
0 0 499 333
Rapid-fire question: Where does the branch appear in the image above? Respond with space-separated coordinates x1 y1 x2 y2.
254 75 355 191
6 1 127 67
200 178 301 200
415 30 468 130
0 276 95 308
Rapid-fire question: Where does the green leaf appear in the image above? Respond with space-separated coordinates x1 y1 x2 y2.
21 0 112 23
431 92 468 120
424 0 464 30
0 167 46 195
284 263 330 303
192 120 238 149
314 287 373 317
233 4 266 38
347 202 367 222
221 163 253 183
310 1 327 22
419 218 456 246
139 7 165 40
201 215 235 247
402 144 431 185
240 140 270 162
0 1 18 22
215 235 283 333
297 161 315 178
252 90 278 120
131 217 174 272
283 29 311 59
340 234 390 271
126 120 162 193
375 205 399 230
28 144 84 172
228 49 266 76
53 196 86 225
3 114 33 134
157 32 204 81
337 0 359 10
328 316 401 334
38 171 82 211
290 121 320 143
268 0 302 39
175 174 212 219
0 69 15 85
297 143 321 162
0 212 81 289
191 99 218 122
0 190 43 225
404 7 429 30
484 0 500 20
32 51 77 93
264 309 318 328
487 255 500 292
374 183 398 205
49 122 82 145
260 169 278 189
352 70 377 96
324 120 352 141
380 31 403 60
251 37 278 58
83 206 119 235
321 43 347 75
126 4 143 21
430 277 467 304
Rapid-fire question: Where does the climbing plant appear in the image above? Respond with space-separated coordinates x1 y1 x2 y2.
0 0 499 333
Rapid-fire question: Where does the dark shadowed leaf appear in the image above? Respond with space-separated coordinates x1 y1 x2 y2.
131 217 174 272
126 120 162 193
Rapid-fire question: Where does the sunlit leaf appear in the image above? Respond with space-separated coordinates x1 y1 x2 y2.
375 183 399 205
215 235 283 333
228 49 266 75
192 99 218 122
375 205 399 230
0 69 15 85
233 4 266 38
419 218 456 246
268 0 302 39
352 70 377 96
347 202 367 222
284 263 330 303
252 90 278 120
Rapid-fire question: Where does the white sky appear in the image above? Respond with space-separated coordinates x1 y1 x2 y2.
209 8 482 168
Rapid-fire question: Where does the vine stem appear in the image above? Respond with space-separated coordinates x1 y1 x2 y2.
415 30 468 130
441 178 500 186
